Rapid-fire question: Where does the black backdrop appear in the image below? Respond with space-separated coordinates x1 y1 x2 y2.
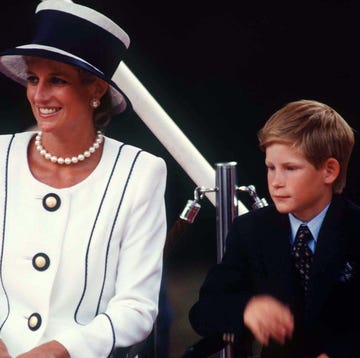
1 0 359 263
1 1 360 353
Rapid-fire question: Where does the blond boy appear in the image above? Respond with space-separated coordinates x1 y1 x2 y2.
190 100 359 358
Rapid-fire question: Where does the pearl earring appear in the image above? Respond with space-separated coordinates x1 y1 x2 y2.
90 98 101 109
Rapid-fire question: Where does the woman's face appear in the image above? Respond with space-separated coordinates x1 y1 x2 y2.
26 57 103 134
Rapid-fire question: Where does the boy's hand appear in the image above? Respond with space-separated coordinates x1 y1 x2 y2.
0 339 11 358
243 294 294 346
16 340 70 358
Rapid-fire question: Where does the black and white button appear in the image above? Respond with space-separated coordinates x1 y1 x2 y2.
32 253 50 271
42 193 61 211
28 313 42 331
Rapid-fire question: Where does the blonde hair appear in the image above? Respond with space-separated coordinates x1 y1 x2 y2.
257 99 355 193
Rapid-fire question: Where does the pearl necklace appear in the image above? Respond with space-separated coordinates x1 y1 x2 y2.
35 131 104 165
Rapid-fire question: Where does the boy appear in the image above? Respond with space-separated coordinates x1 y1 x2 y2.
189 100 360 358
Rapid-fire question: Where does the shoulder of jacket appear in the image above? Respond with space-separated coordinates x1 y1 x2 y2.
105 136 164 162
234 204 277 222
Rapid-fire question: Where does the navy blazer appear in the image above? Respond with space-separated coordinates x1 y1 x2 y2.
189 195 360 358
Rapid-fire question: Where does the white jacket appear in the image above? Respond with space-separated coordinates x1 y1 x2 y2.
0 131 167 357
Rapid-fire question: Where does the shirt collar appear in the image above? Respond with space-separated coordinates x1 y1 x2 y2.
289 201 331 244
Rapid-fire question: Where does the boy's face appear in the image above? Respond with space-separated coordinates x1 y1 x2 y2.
265 143 335 221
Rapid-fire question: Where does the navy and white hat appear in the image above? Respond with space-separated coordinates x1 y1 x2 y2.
0 0 131 114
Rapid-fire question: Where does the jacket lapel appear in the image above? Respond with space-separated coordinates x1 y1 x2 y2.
307 196 348 319
261 212 295 300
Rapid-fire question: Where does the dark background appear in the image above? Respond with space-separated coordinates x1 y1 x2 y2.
1 1 360 356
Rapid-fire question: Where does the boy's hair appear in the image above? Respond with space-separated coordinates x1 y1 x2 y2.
257 99 355 193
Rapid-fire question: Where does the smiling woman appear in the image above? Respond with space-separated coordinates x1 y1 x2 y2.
0 1 167 358
24 58 108 171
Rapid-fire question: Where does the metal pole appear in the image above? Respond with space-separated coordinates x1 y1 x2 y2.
215 162 238 358
215 162 238 262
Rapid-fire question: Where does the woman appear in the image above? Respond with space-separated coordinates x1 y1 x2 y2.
0 1 167 357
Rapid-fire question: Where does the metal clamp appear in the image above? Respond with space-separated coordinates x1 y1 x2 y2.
237 185 268 209
179 186 217 223
180 183 268 224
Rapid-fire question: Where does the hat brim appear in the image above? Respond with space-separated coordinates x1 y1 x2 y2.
0 46 131 114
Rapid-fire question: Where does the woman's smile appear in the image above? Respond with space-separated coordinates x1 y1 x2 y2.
38 107 61 115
